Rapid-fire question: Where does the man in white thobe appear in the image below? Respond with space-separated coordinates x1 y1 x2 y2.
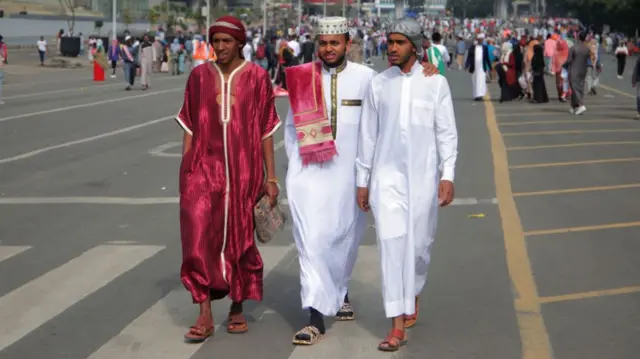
465 33 491 100
356 17 458 352
284 17 376 346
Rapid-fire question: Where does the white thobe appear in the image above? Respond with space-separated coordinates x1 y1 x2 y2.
285 61 377 316
356 62 458 318
472 45 487 98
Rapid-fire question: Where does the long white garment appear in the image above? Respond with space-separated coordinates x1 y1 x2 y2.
472 45 487 98
285 61 377 316
356 61 458 318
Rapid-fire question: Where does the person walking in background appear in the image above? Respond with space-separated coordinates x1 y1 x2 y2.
0 34 6 105
566 32 590 115
37 36 47 66
631 55 640 120
543 34 556 74
107 39 120 78
615 40 629 79
530 44 549 103
138 34 153 90
455 35 466 70
300 34 315 64
121 36 137 90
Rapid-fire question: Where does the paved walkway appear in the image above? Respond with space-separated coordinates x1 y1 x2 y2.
0 54 638 359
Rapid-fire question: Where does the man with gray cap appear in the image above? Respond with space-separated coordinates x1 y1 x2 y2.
356 17 458 352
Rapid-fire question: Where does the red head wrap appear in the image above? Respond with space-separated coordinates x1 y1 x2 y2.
209 15 246 45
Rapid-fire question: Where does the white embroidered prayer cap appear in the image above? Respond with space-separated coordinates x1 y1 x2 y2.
317 17 349 35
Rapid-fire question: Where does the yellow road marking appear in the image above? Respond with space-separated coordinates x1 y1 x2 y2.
513 183 640 197
600 84 635 99
484 94 553 359
539 285 640 304
503 129 640 136
510 157 640 169
507 141 640 150
497 112 563 117
499 119 631 126
525 221 640 236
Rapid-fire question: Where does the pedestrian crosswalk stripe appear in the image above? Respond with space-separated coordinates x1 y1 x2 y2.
0 244 165 352
0 245 31 263
87 244 294 359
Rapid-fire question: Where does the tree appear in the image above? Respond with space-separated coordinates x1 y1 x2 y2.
148 7 160 28
558 0 638 33
58 0 76 34
122 8 132 29
95 20 104 36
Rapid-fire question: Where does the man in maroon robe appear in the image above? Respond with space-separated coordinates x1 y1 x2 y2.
176 15 281 342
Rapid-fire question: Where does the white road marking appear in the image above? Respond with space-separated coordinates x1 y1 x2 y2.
149 139 285 158
3 76 179 100
0 246 31 263
148 142 182 158
0 244 165 352
86 244 293 359
451 197 498 205
0 116 174 164
0 197 179 205
0 89 181 124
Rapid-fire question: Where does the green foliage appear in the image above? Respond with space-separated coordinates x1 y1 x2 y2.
561 0 639 33
122 8 132 28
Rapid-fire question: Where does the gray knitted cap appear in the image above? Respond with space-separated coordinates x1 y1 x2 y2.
388 17 424 59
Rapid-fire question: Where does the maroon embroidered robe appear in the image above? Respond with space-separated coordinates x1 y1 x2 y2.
176 61 281 303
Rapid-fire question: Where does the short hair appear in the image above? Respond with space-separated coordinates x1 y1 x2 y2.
431 32 442 43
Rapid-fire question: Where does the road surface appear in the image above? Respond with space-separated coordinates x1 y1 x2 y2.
0 53 639 359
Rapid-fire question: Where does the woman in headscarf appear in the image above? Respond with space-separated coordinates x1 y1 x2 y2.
93 39 107 82
553 36 570 102
497 41 520 102
530 44 549 103
138 34 153 90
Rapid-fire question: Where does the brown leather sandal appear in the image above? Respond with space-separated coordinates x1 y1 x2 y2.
227 313 249 334
184 317 214 343
378 328 408 352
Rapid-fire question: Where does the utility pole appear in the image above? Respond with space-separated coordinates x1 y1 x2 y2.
264 0 268 36
298 0 302 27
205 0 212 43
323 0 327 16
111 0 117 40
342 0 345 17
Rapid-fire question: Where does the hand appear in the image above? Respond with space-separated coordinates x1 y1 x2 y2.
438 180 455 207
265 182 279 208
421 61 439 76
356 187 370 212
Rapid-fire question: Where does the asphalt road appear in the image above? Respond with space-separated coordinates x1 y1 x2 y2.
0 53 638 359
